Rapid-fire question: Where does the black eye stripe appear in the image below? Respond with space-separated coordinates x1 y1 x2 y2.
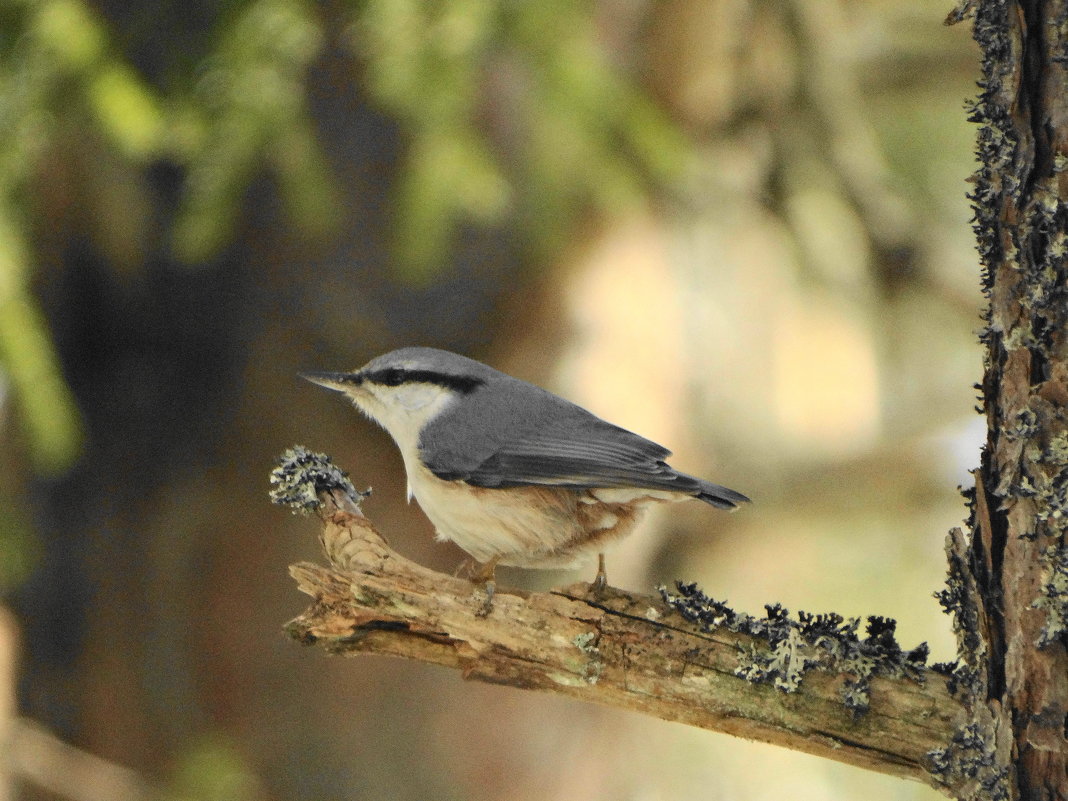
364 368 484 394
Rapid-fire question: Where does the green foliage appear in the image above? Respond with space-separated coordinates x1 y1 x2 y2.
168 735 260 801
0 0 161 472
0 204 82 473
7 0 166 162
0 489 38 591
350 0 686 280
172 0 340 261
0 0 682 470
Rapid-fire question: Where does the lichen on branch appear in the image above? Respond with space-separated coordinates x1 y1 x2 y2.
273 449 965 793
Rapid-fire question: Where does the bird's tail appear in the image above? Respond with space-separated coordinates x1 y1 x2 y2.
694 480 750 510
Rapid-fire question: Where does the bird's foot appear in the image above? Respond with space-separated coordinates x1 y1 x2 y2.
590 553 608 596
474 578 495 617
469 557 500 617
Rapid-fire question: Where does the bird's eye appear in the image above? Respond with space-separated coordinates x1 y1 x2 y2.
379 368 405 386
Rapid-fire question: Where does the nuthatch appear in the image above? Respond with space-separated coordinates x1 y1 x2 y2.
303 347 748 605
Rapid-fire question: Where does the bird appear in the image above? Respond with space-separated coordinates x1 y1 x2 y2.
302 347 748 608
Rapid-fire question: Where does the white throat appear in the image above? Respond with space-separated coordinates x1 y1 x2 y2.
348 383 458 496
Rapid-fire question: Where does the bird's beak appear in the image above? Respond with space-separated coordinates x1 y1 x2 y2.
299 370 363 392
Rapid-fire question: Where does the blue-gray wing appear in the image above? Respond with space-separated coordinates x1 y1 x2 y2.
418 378 749 509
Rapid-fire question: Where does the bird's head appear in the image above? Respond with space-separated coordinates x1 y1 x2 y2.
301 347 491 451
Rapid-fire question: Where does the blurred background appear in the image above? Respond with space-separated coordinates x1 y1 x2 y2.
0 1 981 799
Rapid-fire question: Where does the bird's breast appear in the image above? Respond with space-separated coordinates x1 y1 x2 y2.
404 461 664 568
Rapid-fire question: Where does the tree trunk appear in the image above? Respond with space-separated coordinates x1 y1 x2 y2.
955 0 1068 798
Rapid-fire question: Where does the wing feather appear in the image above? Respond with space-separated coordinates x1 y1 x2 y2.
418 376 747 507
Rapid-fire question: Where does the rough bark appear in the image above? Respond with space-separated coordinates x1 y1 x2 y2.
943 1 1068 798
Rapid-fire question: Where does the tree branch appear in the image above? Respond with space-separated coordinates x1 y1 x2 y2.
273 448 964 795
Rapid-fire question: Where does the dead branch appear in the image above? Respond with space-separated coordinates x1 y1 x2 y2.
273 448 965 795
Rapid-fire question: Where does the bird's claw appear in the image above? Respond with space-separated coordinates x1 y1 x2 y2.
590 553 608 596
468 556 499 616
591 571 607 595
474 579 496 617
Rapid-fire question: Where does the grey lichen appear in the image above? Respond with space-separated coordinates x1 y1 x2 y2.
572 631 598 653
1034 482 1068 533
1003 408 1039 440
935 524 986 684
927 720 1010 801
967 0 1020 308
1045 431 1068 466
659 583 928 716
1034 542 1068 647
572 631 603 684
269 445 368 513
